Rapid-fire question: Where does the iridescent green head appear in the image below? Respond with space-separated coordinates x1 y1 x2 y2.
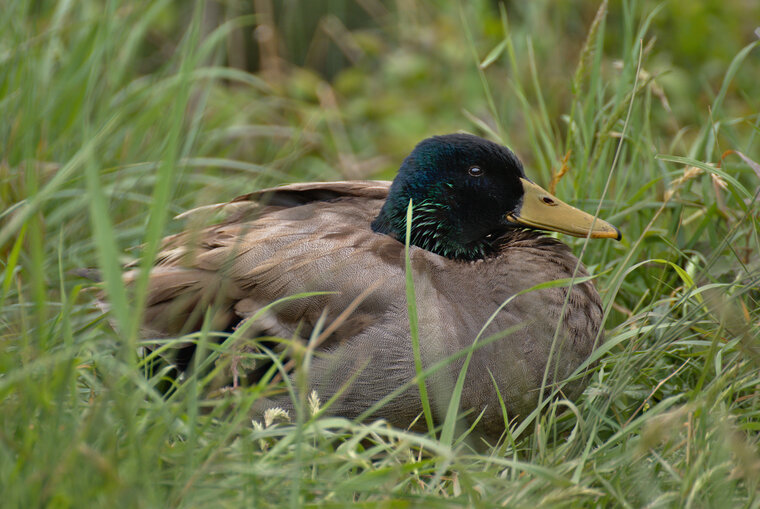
371 133 620 261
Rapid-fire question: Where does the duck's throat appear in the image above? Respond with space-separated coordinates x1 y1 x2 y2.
371 200 493 261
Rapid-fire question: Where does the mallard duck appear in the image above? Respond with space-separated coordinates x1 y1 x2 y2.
117 133 620 440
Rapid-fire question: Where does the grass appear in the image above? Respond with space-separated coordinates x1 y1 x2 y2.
2 0 760 506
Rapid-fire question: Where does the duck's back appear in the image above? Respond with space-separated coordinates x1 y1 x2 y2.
135 181 401 342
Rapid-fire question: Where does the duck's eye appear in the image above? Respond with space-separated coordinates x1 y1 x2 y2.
468 166 483 177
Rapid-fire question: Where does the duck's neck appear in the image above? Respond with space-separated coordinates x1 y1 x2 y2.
371 198 494 261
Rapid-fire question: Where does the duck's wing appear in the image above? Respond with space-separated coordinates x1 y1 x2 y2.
173 180 391 223
126 180 403 349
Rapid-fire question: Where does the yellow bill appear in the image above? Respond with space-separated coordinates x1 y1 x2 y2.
506 178 621 240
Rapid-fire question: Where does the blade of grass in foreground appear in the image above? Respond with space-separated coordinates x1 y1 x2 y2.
405 199 435 436
127 1 206 344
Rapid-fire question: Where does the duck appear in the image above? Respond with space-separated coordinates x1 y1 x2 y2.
117 133 620 440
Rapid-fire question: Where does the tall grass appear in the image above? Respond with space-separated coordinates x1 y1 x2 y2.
2 0 759 506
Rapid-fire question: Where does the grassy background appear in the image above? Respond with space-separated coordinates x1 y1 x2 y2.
2 0 760 506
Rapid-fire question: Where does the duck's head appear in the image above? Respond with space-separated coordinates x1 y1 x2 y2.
371 133 621 261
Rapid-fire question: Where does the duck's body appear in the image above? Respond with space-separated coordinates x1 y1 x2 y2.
114 134 620 440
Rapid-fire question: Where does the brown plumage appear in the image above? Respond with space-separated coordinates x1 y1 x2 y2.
112 134 619 441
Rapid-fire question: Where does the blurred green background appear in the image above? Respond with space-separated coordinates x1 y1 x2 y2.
109 0 759 156
129 0 758 172
6 0 759 180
